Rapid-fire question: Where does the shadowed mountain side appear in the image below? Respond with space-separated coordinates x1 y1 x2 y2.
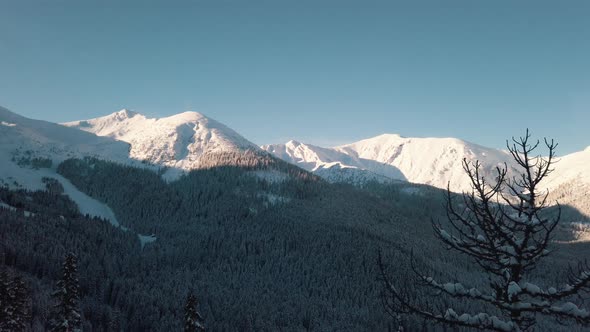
344 155 407 181
547 204 590 242
365 180 590 244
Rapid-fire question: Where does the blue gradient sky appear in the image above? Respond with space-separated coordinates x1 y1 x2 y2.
1 1 589 154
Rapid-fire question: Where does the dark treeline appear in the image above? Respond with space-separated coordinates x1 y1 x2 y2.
3 156 420 330
1 155 589 331
0 184 139 331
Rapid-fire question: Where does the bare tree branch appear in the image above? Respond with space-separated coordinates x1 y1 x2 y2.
378 131 590 331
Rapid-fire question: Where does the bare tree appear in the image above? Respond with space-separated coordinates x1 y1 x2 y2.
379 130 590 331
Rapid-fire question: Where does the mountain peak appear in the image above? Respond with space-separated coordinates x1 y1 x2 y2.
113 109 139 120
376 133 403 139
164 111 207 124
286 139 303 147
62 109 259 176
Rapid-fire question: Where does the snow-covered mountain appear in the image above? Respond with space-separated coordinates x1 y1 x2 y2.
0 106 129 224
545 147 590 221
0 106 284 224
545 146 590 189
0 106 131 164
335 134 519 191
263 134 518 192
4 104 590 198
63 110 261 177
261 140 404 185
263 133 590 205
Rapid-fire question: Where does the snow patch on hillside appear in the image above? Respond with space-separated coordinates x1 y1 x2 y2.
0 158 119 226
0 106 124 225
138 234 157 249
569 223 590 242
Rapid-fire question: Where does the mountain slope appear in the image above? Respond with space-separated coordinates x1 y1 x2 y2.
336 134 517 191
0 106 130 223
545 147 590 222
545 146 590 189
62 110 261 176
261 140 404 185
264 134 517 192
0 106 130 163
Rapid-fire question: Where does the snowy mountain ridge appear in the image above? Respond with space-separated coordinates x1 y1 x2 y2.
264 132 590 194
263 134 521 192
0 106 132 166
3 105 590 195
62 110 260 174
261 139 405 185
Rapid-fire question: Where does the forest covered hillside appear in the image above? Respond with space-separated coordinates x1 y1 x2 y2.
1 153 589 330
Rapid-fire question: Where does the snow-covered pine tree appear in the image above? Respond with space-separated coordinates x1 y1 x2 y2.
7 275 29 331
49 253 82 332
184 292 205 331
0 269 30 331
379 130 590 331
0 269 15 331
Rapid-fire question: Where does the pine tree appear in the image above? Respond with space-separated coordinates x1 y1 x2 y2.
0 269 14 332
6 275 30 331
49 253 82 332
184 292 205 331
0 269 30 332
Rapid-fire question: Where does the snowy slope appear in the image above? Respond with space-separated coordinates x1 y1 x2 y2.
0 106 131 163
336 134 517 192
261 140 404 185
63 110 261 176
264 134 517 192
543 147 590 223
0 163 120 227
0 106 128 224
545 147 590 190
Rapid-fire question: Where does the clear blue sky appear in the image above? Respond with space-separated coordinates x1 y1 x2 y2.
1 1 589 154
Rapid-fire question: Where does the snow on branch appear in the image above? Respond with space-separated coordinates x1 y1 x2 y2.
378 131 590 331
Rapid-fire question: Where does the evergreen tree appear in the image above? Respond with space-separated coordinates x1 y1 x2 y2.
7 275 29 331
0 269 15 332
0 269 30 331
49 253 81 332
184 292 205 331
